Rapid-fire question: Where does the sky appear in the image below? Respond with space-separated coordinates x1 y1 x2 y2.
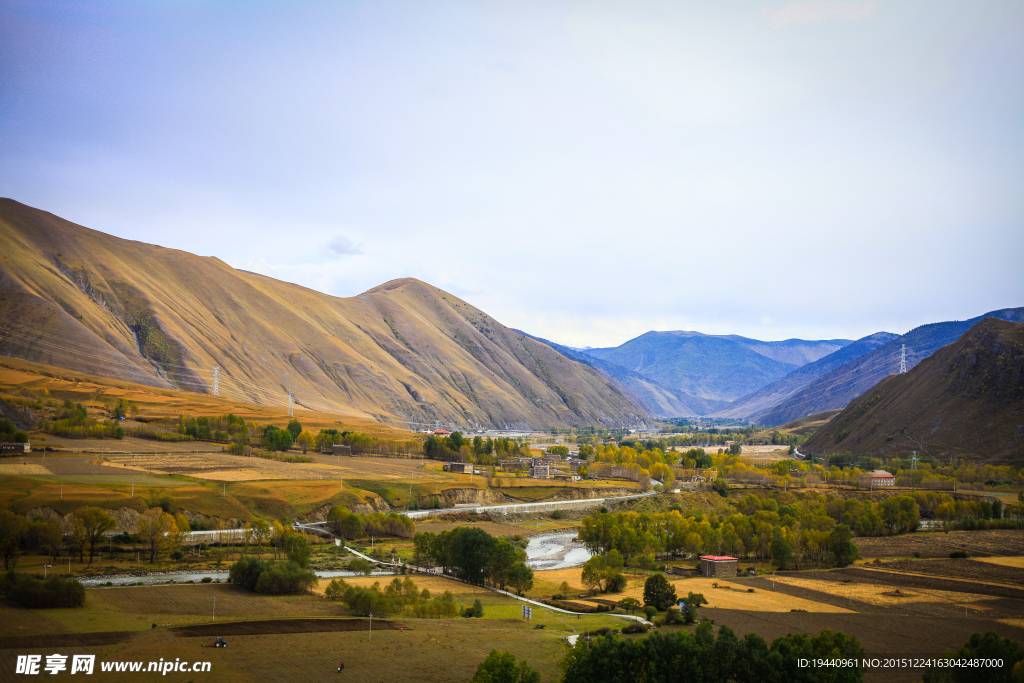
1 1 1021 348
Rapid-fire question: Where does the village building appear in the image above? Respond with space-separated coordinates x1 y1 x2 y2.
331 444 352 455
1 443 31 455
443 462 470 474
432 429 452 437
529 464 551 479
867 470 896 487
500 460 524 473
699 555 738 578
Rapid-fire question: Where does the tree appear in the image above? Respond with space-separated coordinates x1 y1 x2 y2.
581 556 606 593
471 650 540 683
75 507 116 564
286 534 310 568
286 419 303 439
472 598 484 618
487 539 519 590
0 511 25 570
507 562 533 595
67 518 87 563
252 519 270 558
618 597 642 614
136 509 177 563
643 573 677 610
827 524 859 567
348 557 374 575
296 430 315 454
450 527 494 584
923 631 1024 683
680 591 707 624
771 528 794 570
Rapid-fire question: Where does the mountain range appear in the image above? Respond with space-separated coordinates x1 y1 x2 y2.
0 199 647 431
581 332 850 402
804 318 1024 464
1 198 1020 434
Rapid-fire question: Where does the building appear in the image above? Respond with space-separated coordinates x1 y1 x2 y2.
331 444 352 455
500 460 524 473
699 555 738 578
868 470 896 487
1 443 31 455
432 429 452 437
443 462 470 474
529 464 551 479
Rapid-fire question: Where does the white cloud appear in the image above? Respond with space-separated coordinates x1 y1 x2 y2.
323 235 363 257
762 1 881 30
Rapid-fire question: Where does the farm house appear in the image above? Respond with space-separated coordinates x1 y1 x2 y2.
699 555 738 578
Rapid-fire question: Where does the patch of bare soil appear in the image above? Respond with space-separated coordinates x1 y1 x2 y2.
873 558 1024 587
854 529 1024 558
173 618 402 637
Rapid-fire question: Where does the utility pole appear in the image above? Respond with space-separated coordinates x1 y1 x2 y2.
899 344 907 374
212 367 220 396
213 596 216 622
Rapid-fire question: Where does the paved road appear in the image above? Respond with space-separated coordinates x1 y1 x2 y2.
401 489 660 519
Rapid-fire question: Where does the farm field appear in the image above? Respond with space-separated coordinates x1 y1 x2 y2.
853 529 1024 559
0 578 626 683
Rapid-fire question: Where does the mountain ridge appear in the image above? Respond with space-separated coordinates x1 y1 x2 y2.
0 198 649 430
803 318 1024 464
755 308 1024 426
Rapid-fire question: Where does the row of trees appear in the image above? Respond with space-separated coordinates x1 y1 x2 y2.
577 493 920 570
562 623 866 683
325 576 462 618
39 400 124 439
424 432 533 464
412 528 534 594
327 507 415 540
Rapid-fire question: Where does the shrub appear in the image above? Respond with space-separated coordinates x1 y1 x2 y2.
621 621 649 634
949 551 968 559
0 571 85 608
201 577 213 583
643 605 657 621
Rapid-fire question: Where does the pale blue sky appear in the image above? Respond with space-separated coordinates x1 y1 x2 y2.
2 1 1021 347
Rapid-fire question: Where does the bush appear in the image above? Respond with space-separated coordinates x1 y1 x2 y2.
0 571 85 608
643 606 657 621
605 572 627 593
201 577 213 583
621 621 649 634
949 550 968 559
550 509 564 520
170 549 185 561
228 558 317 594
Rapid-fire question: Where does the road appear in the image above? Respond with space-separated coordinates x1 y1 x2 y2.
401 489 660 519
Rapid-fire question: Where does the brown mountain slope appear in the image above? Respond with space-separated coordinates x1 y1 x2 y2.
803 318 1024 464
0 199 648 430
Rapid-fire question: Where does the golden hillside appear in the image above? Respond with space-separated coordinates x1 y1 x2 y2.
0 199 648 430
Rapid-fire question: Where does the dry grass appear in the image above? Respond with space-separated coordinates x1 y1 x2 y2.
0 462 51 475
975 556 1024 569
531 570 852 613
311 575 492 598
770 575 987 609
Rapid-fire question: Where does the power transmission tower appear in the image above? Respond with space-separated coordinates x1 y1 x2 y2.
899 344 907 374
910 452 918 491
212 367 220 396
287 390 294 417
